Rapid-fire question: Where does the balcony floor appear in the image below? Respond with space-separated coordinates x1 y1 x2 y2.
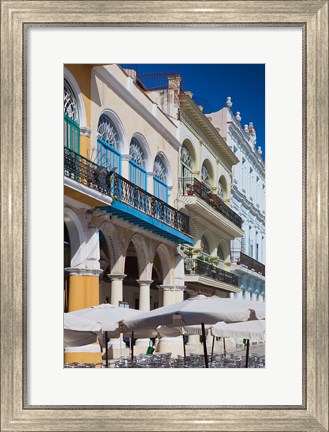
185 274 241 293
98 200 194 245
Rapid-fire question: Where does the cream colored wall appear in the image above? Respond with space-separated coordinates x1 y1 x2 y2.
180 123 232 199
90 69 179 205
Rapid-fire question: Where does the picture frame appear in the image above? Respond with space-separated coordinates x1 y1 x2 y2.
1 1 328 431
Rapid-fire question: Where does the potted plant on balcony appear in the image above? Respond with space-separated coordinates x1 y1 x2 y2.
186 184 194 195
209 256 219 266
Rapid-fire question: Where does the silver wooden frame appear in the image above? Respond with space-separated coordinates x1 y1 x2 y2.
1 1 328 431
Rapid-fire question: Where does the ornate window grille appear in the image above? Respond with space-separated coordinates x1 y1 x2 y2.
97 114 120 149
201 163 211 188
64 80 79 122
153 155 168 202
97 114 122 172
181 144 193 178
64 80 80 152
129 137 147 189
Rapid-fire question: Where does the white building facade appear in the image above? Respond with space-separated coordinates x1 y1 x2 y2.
146 75 244 299
207 97 265 302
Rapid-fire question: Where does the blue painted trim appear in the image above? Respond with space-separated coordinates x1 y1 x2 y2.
97 138 122 174
129 160 147 190
98 201 193 245
153 176 168 202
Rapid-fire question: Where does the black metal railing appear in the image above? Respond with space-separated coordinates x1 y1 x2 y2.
231 251 265 276
64 148 191 236
64 146 112 195
179 177 243 228
111 171 190 235
184 258 239 286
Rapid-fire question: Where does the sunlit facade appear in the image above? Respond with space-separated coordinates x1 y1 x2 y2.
207 97 265 303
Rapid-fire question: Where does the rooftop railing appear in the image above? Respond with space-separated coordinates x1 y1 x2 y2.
179 177 243 228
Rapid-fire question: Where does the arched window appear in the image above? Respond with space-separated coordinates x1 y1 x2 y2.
153 155 168 202
97 114 122 173
201 163 211 188
181 144 193 178
217 244 225 269
200 235 210 255
129 137 147 189
64 80 80 152
218 179 224 198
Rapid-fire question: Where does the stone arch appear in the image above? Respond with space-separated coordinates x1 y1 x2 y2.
129 132 152 172
201 158 214 188
152 243 172 285
64 67 87 129
64 207 85 267
218 175 228 199
96 108 127 154
199 230 216 255
181 138 196 175
123 233 149 279
153 151 172 187
97 222 123 274
217 239 230 264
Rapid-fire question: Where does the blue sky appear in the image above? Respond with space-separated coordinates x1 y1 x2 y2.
120 64 265 160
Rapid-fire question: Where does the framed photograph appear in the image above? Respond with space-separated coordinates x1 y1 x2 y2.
1 1 328 431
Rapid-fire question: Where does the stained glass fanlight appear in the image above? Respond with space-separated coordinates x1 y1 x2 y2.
181 144 192 170
201 163 211 187
64 80 79 123
129 137 145 168
153 155 167 182
97 114 120 149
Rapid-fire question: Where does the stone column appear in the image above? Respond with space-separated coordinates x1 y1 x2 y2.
65 267 103 312
160 285 176 306
121 154 131 179
137 280 153 311
147 171 155 195
108 274 126 306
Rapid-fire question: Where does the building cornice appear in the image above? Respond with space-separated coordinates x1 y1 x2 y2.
179 94 239 167
94 66 181 151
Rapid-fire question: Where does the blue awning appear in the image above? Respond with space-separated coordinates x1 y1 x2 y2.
97 201 194 245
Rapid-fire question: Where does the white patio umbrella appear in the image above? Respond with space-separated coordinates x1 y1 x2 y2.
211 319 266 367
66 304 181 365
67 304 150 366
121 295 265 367
211 319 266 340
64 314 102 347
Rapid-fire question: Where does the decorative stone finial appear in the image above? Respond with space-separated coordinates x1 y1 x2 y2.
248 122 254 132
226 96 233 108
236 111 241 122
244 124 249 132
258 146 263 155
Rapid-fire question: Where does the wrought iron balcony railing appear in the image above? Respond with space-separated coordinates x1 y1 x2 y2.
231 251 265 276
64 147 191 236
179 177 243 228
184 258 239 286
64 146 112 195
